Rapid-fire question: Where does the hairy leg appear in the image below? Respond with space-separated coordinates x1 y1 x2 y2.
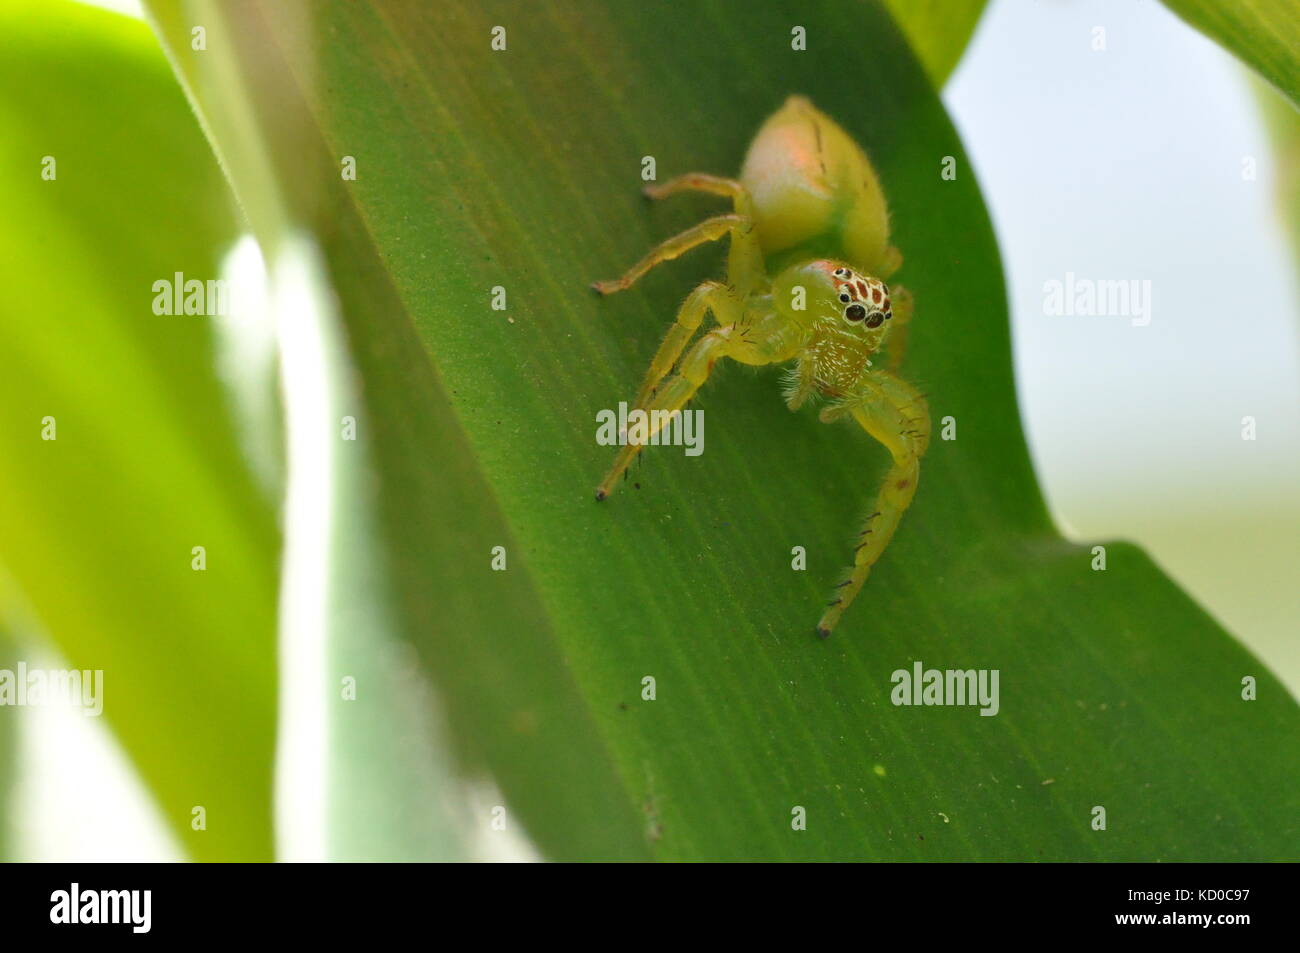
783 357 816 411
630 280 742 414
591 214 756 296
816 372 930 637
642 173 766 295
597 327 738 501
643 173 751 210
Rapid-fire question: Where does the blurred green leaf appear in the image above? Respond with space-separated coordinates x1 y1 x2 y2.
883 0 987 87
1252 75 1300 269
146 0 650 860
0 0 278 860
149 0 1299 860
1163 0 1300 109
0 627 14 861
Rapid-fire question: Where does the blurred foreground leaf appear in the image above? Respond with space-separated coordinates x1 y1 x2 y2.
0 0 278 860
882 0 988 87
1163 0 1300 109
148 0 1299 860
0 627 13 860
1253 75 1300 270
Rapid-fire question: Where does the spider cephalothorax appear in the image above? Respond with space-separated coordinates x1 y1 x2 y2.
768 259 898 396
590 95 930 639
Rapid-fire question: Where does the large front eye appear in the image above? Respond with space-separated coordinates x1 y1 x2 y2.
845 304 866 321
865 311 885 328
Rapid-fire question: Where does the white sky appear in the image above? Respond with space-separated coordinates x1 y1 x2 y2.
948 0 1299 503
946 0 1300 692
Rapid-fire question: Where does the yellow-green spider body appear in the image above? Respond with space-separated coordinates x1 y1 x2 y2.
592 95 930 639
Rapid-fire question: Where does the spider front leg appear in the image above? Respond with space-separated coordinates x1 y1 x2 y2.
629 280 742 415
640 172 766 295
816 372 931 638
591 214 753 296
643 172 752 210
596 325 740 501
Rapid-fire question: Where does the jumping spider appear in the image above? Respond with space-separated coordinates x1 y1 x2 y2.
592 96 930 639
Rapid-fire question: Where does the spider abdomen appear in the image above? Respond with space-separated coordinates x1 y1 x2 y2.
739 95 894 277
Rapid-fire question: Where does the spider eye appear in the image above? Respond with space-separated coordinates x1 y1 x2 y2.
839 293 851 303
845 304 866 321
865 311 885 328
833 267 849 278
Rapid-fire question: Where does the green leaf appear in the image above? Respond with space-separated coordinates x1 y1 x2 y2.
0 627 14 861
1162 0 1300 110
0 0 279 860
146 0 649 861
1253 75 1300 269
882 0 988 87
149 0 1299 860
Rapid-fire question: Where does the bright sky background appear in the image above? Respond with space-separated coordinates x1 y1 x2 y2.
949 0 1299 503
946 0 1300 694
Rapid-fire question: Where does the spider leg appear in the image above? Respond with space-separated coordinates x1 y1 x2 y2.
631 280 742 414
643 173 751 208
884 285 914 373
596 326 739 501
816 371 931 638
783 358 817 411
642 174 767 295
591 214 754 296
